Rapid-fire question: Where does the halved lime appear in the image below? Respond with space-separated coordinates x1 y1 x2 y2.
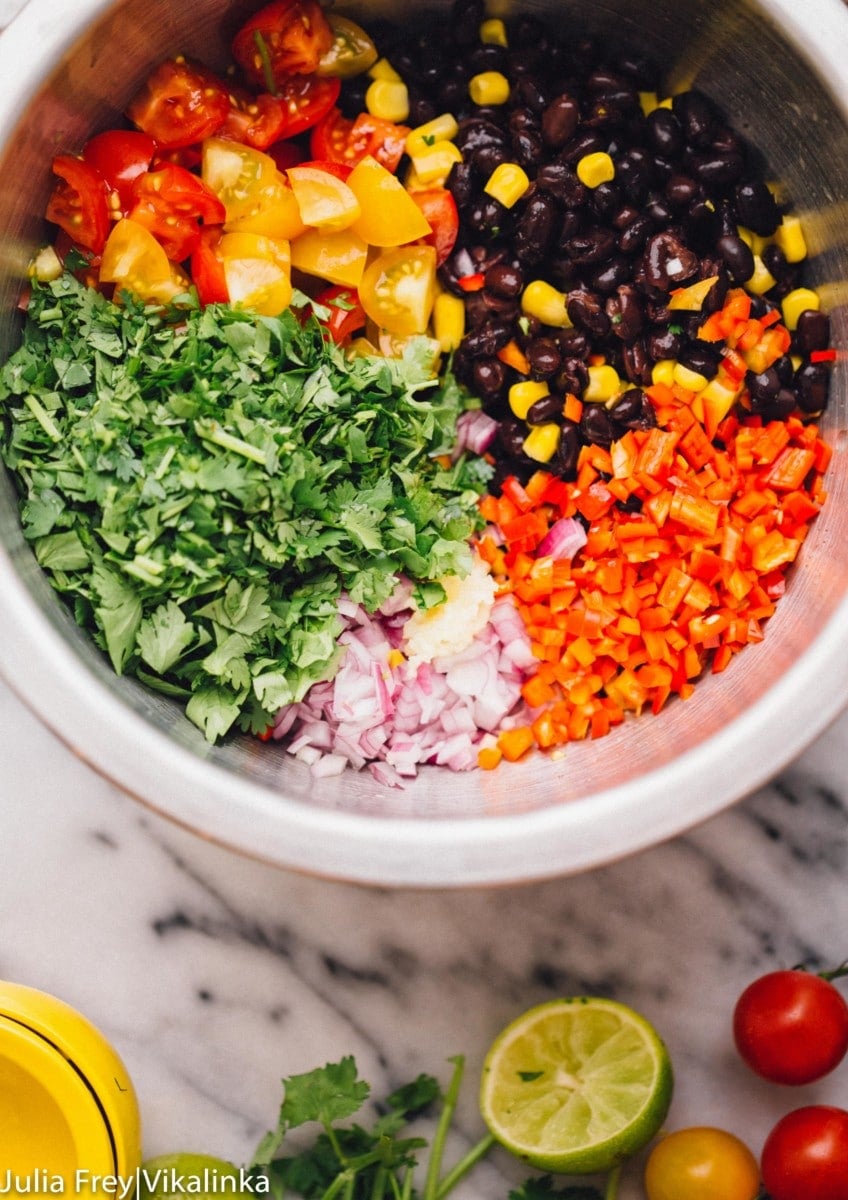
480 997 674 1175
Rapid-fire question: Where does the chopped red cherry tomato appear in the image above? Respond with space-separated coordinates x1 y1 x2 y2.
314 284 366 344
219 86 292 151
190 226 229 306
129 164 226 262
310 108 409 174
82 130 157 213
410 187 459 265
45 154 111 255
127 57 230 149
733 968 848 1085
276 74 341 139
232 0 334 90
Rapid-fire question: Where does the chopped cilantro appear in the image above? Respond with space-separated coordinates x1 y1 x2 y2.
0 275 491 741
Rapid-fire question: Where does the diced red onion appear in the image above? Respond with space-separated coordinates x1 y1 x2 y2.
536 516 588 561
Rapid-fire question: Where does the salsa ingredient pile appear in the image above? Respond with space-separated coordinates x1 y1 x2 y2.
0 0 836 781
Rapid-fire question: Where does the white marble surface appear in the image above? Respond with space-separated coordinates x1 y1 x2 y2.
2 0 848 1194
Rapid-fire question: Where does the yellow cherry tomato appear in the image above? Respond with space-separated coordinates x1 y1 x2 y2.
358 244 437 337
289 227 369 287
287 164 361 231
316 14 378 78
100 218 189 305
202 138 306 239
218 231 292 316
644 1127 761 1200
347 155 432 246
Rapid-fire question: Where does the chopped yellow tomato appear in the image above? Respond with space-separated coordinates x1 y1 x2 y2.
347 155 432 247
316 14 378 78
287 164 361 231
218 231 292 316
358 244 437 336
289 227 369 287
100 217 190 305
202 138 305 240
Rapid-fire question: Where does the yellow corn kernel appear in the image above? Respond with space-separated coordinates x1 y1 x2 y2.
658 96 673 109
366 78 409 123
651 359 676 386
368 57 402 81
409 141 463 185
523 422 561 463
433 291 465 351
584 363 621 403
469 70 511 106
520 279 571 327
484 161 530 208
576 151 616 189
782 286 821 331
673 362 709 392
737 226 768 258
509 380 550 419
668 275 720 311
388 648 406 668
774 215 808 264
639 91 659 115
701 377 739 424
480 18 508 45
746 254 777 296
406 113 460 157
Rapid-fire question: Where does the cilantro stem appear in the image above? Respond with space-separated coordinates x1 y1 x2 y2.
434 1134 496 1199
23 393 62 442
423 1056 465 1200
321 1167 356 1200
253 29 279 96
194 418 271 466
604 1164 622 1200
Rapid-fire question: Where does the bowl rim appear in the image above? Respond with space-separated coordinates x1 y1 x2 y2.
1 0 848 888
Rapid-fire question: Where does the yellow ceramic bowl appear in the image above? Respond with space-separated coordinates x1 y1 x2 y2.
0 981 141 1189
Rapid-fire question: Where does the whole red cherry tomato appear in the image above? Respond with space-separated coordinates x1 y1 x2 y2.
733 969 848 1085
761 1105 848 1200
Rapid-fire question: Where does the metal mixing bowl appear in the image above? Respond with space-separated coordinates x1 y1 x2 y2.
0 0 846 887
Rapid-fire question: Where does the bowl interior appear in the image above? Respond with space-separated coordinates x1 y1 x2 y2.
0 0 847 885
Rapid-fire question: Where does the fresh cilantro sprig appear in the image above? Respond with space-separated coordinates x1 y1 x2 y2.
246 1056 498 1200
0 274 491 741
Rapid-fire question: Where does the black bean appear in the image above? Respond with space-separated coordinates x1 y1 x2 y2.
581 404 620 446
673 90 719 148
590 182 621 221
513 74 548 113
556 328 590 359
591 256 632 293
606 284 644 341
716 233 755 283
646 107 684 159
564 227 617 266
559 128 607 163
484 262 524 298
747 367 782 404
647 325 684 360
541 94 580 149
526 337 562 378
472 357 507 401
446 161 476 212
618 213 653 255
617 148 655 202
642 230 699 290
644 192 675 226
455 117 509 157
461 319 514 357
611 387 657 430
795 309 831 354
468 44 508 73
795 361 831 413
567 289 611 337
526 392 564 423
556 357 590 395
512 128 546 170
689 151 745 189
665 173 701 208
498 417 532 459
621 338 653 385
514 193 559 263
535 162 587 207
735 179 781 236
550 420 581 476
466 197 509 239
679 341 720 376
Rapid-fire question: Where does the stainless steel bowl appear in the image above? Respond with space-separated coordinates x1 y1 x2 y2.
0 0 846 887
